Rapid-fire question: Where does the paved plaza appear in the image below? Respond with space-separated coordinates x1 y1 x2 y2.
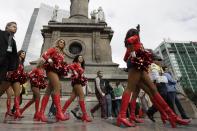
0 96 197 131
0 113 196 131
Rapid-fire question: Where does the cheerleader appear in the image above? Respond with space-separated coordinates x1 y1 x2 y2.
117 25 190 128
38 39 68 122
6 50 28 119
20 60 47 121
62 55 92 122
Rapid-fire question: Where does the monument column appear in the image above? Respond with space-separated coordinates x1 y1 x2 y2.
40 0 129 96
70 0 89 19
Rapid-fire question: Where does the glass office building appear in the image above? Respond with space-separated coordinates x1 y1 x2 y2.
154 40 197 92
21 3 69 65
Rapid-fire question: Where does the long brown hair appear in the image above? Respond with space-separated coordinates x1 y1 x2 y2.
17 50 26 64
124 24 140 47
73 55 85 69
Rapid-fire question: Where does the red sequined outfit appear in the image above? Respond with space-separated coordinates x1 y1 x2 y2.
68 62 88 87
42 47 68 76
6 64 28 84
29 68 47 89
124 35 152 71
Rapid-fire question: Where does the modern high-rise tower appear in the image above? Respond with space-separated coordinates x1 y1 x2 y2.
21 3 69 65
154 39 197 92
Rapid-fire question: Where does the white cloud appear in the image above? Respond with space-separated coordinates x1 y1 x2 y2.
1 0 197 67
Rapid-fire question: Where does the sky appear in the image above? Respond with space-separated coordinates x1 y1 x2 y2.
0 0 197 67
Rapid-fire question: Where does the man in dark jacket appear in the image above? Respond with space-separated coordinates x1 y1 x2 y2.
90 71 107 118
0 22 18 97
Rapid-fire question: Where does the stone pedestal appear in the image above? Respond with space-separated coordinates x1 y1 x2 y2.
40 19 127 93
22 0 124 94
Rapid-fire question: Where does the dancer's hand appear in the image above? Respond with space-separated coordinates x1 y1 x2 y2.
130 51 136 57
48 58 53 66
48 58 53 64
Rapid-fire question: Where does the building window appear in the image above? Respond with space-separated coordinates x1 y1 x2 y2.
65 39 86 58
69 42 82 55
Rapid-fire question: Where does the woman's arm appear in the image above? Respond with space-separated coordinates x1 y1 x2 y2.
123 35 139 62
42 48 56 61
29 69 37 78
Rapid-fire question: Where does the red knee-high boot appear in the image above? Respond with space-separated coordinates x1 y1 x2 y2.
153 93 190 128
117 91 135 127
20 100 34 115
79 100 92 122
129 99 144 123
62 98 73 114
33 98 40 121
53 93 69 121
151 98 168 124
38 95 49 122
4 98 13 119
14 96 23 119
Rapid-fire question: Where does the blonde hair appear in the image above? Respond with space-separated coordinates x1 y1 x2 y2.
52 38 66 54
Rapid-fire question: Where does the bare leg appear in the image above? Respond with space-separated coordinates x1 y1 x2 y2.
20 87 38 115
12 82 23 118
47 71 61 94
129 87 144 123
74 84 91 122
141 71 158 95
47 71 66 121
74 84 85 101
131 87 140 100
45 82 53 96
0 81 11 97
4 87 14 119
12 82 22 97
32 87 40 120
62 89 77 113
140 71 190 128
32 87 40 100
6 86 14 99
117 68 141 127
137 82 153 99
38 83 53 122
